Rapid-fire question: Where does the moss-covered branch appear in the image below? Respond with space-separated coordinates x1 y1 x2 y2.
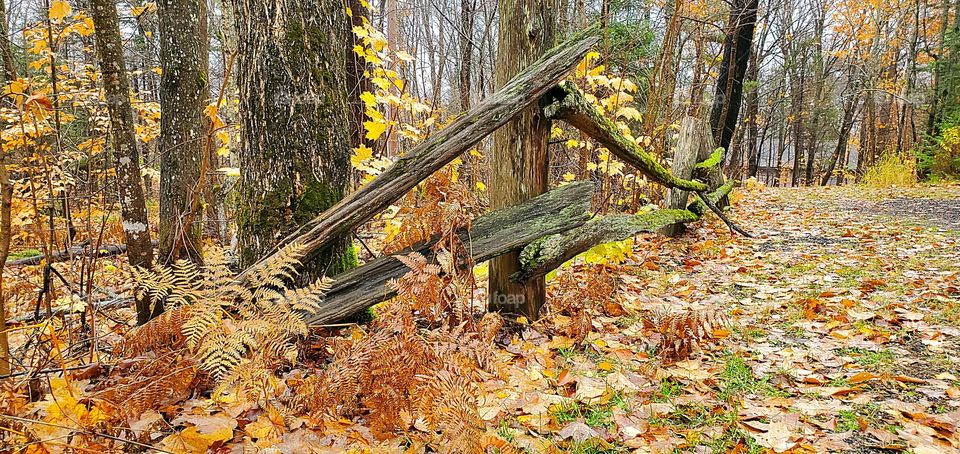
543 82 708 192
513 181 736 283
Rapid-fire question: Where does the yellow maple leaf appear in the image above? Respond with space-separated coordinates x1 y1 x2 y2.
359 91 376 107
351 143 373 168
49 1 72 21
363 120 386 140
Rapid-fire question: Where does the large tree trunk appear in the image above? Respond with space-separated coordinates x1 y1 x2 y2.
90 0 156 324
709 0 759 154
157 0 207 264
488 0 558 319
232 0 356 281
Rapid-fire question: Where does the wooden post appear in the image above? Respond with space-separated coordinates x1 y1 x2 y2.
488 0 559 319
663 116 714 237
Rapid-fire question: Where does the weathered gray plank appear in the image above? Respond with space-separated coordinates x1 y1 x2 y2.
307 182 594 325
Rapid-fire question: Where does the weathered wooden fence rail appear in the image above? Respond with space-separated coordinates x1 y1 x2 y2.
232 26 745 324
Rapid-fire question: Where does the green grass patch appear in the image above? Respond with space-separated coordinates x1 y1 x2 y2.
552 397 625 430
8 248 41 260
719 354 789 400
652 378 684 402
835 347 894 371
649 404 732 429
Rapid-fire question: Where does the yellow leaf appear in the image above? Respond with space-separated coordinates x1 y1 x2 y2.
351 143 373 168
597 361 614 371
371 77 390 90
562 172 576 182
49 1 72 21
359 91 377 107
363 120 387 140
475 181 486 191
395 50 414 62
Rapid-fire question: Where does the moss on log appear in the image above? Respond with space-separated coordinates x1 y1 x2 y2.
513 180 735 282
543 82 708 192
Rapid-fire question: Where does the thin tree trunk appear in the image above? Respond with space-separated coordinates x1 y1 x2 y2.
488 0 558 319
233 0 357 281
709 0 760 154
821 92 860 185
459 0 476 186
0 0 14 376
158 0 207 264
90 0 156 324
347 0 370 150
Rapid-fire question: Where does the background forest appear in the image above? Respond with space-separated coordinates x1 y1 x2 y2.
0 0 959 452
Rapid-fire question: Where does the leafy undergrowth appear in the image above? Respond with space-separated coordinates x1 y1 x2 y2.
3 183 960 453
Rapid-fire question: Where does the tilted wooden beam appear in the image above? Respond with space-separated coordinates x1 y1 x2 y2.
306 182 594 325
238 29 601 284
543 82 709 192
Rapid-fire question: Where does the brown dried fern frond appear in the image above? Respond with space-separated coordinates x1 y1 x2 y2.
647 308 729 362
95 352 197 419
122 306 193 356
124 242 330 384
244 242 308 290
413 367 483 453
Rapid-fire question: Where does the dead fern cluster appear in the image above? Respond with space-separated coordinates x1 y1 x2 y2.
123 244 331 385
545 267 620 343
94 351 197 419
294 312 503 449
385 249 476 327
383 164 477 254
645 308 729 362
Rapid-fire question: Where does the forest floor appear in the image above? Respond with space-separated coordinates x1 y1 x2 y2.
3 183 960 453
485 182 960 453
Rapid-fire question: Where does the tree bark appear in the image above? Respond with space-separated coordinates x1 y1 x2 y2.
236 28 599 285
346 0 370 149
0 0 13 82
459 0 475 111
709 0 759 154
90 0 156 324
157 0 207 264
488 0 559 319
232 0 356 281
